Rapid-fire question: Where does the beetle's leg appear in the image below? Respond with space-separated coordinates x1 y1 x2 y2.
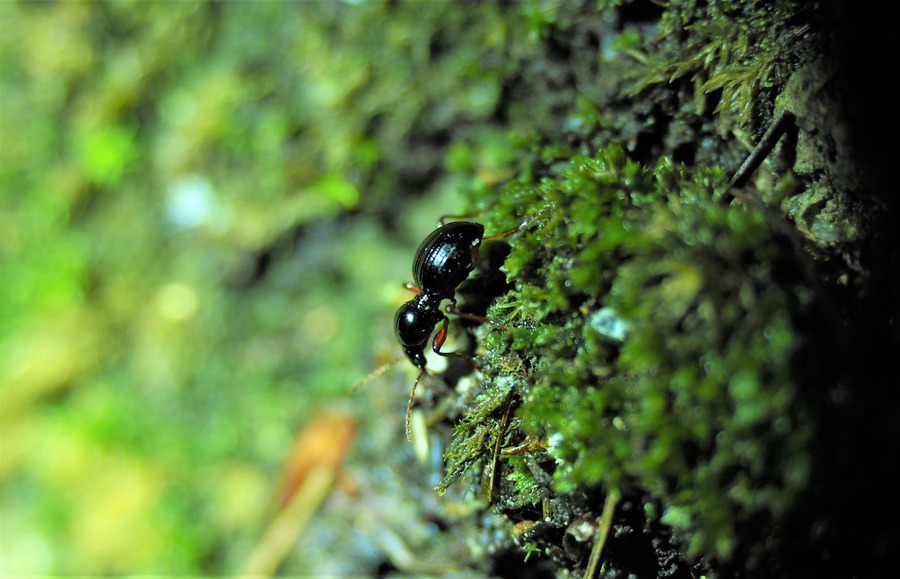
445 301 512 335
430 314 476 362
431 315 448 355
403 282 421 293
431 315 462 357
406 366 427 441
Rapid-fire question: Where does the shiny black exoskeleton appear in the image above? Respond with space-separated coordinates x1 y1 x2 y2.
394 221 484 370
394 212 543 440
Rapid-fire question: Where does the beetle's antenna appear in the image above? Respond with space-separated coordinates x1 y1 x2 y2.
348 356 404 393
406 367 427 441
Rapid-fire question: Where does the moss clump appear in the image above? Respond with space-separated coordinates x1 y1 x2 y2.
403 1 888 576
639 0 807 126
429 0 884 576
437 145 817 573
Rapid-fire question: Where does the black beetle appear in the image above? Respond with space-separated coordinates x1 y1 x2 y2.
395 212 545 439
394 221 485 370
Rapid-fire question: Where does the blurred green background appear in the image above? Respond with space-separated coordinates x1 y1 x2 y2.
1 1 546 574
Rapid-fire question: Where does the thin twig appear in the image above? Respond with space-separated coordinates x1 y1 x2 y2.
728 110 796 192
241 465 336 577
583 490 620 579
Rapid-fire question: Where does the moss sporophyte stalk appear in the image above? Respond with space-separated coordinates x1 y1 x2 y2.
432 145 814 572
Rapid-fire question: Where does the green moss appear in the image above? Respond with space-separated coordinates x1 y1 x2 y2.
415 8 858 572
440 144 816 569
640 0 807 126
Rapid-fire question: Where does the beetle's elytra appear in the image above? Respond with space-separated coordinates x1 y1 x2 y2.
412 222 485 297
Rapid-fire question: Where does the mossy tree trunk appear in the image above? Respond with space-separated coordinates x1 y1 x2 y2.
428 1 899 577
